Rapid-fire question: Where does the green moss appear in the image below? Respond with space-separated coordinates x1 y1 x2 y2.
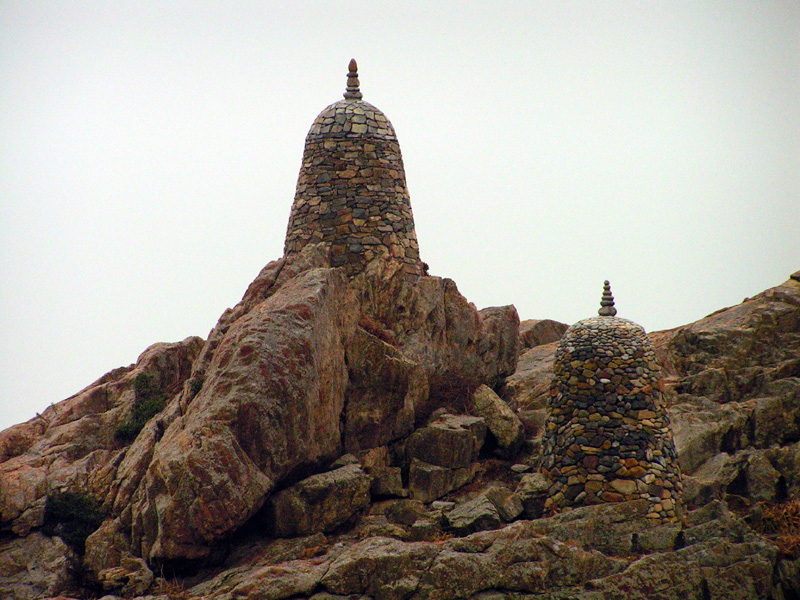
114 372 168 444
41 490 106 553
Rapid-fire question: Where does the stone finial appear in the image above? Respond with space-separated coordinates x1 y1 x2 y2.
344 58 363 100
598 280 617 316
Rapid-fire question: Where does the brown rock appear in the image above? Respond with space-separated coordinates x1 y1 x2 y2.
321 536 439 599
470 384 525 457
0 337 202 535
129 267 358 561
0 533 76 600
97 555 152 596
519 318 569 350
501 341 559 410
343 328 426 452
406 414 486 469
351 259 519 420
408 459 479 504
265 464 371 537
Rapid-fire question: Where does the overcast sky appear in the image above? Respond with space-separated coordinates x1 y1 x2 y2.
1 1 798 430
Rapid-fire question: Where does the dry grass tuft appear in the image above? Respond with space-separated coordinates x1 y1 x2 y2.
752 499 800 557
151 576 193 600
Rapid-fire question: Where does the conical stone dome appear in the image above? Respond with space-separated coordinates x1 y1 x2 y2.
541 281 683 523
284 59 422 276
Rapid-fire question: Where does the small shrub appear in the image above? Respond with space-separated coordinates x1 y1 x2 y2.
41 490 106 553
189 374 204 396
114 372 168 443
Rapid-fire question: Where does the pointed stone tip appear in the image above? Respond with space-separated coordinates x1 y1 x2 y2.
344 58 362 100
598 280 617 317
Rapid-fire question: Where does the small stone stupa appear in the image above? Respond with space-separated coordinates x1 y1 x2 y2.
284 59 422 276
541 281 682 522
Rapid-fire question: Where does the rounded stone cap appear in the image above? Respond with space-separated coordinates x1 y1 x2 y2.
305 59 397 141
306 99 397 141
558 315 651 355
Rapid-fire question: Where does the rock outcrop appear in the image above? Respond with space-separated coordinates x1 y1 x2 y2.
1 264 798 600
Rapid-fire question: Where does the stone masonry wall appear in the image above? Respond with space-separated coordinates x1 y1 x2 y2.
284 98 421 277
541 316 683 523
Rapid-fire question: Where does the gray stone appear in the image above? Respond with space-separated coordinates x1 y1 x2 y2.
446 496 502 536
519 318 568 349
746 451 782 502
515 472 550 519
482 486 524 522
0 533 76 600
320 536 439 599
471 385 524 457
408 459 479 504
267 464 371 537
681 452 745 506
406 414 486 469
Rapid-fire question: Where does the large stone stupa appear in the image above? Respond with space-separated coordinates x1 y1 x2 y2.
541 281 683 523
284 59 422 277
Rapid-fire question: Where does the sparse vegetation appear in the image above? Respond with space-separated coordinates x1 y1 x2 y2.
751 499 800 558
41 490 106 553
152 576 193 600
189 374 204 396
114 372 168 443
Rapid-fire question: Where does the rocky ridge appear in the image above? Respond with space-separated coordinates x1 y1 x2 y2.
1 261 799 600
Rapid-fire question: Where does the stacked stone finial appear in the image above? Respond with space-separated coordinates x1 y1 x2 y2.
343 58 362 100
541 284 682 523
283 60 422 277
598 280 617 316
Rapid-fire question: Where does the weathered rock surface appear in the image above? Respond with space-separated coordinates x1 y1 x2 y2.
351 258 519 418
471 384 525 457
406 413 486 469
519 318 569 349
445 495 502 535
266 464 371 537
0 533 76 600
128 267 358 561
0 337 202 536
343 328 425 452
2 266 799 599
408 458 479 504
501 340 558 409
97 555 153 597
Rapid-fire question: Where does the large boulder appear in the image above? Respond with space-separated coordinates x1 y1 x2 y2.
0 533 76 600
351 258 519 420
0 337 202 536
406 413 486 469
321 536 440 600
408 459 479 504
501 341 558 410
471 384 524 457
664 277 800 404
128 267 358 561
445 495 502 536
343 328 426 452
265 464 371 537
519 318 568 349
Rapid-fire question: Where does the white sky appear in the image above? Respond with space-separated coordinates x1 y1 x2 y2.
1 1 798 430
